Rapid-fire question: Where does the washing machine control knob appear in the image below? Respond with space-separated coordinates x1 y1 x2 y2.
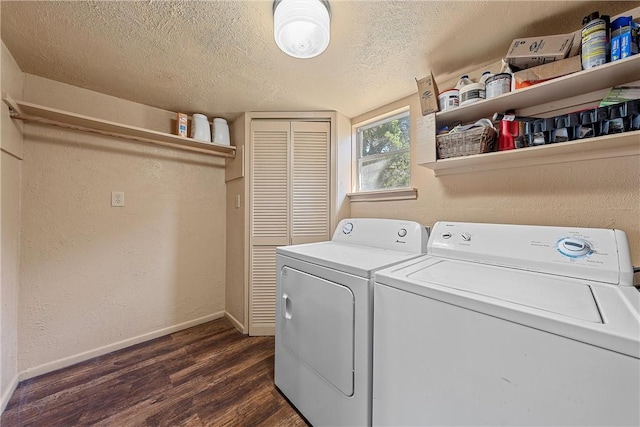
557 237 592 257
461 232 472 241
398 228 407 238
342 222 354 234
442 232 452 239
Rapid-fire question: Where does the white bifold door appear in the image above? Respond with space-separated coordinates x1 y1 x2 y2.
249 120 330 335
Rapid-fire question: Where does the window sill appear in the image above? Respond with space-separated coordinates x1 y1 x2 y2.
346 188 418 202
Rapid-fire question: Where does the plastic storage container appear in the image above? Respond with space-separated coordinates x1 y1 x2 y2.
212 118 230 145
438 89 460 111
479 71 492 84
191 113 211 143
460 83 485 106
455 75 473 89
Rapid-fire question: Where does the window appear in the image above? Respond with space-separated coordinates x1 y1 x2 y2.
356 110 410 192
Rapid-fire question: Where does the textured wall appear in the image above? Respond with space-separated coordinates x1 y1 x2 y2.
18 75 227 377
1 41 23 411
225 114 246 331
350 95 640 266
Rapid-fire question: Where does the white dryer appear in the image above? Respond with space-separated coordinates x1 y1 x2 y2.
372 221 640 426
275 218 429 426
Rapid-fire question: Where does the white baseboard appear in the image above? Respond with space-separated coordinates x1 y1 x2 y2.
18 311 225 381
224 311 246 334
1 372 19 413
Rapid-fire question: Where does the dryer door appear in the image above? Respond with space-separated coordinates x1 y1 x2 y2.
280 266 355 396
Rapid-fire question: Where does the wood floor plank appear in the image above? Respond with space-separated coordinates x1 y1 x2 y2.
1 318 308 427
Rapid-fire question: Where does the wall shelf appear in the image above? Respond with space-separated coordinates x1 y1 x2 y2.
434 55 640 128
2 95 236 158
419 53 640 176
424 131 640 176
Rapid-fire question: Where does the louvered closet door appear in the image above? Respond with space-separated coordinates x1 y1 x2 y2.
249 120 331 336
291 121 330 245
250 121 290 335
251 121 290 246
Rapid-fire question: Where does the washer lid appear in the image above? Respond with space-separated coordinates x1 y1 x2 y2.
407 259 601 322
277 241 422 278
375 256 640 358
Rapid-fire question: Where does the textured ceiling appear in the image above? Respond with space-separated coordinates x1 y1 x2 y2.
1 1 638 120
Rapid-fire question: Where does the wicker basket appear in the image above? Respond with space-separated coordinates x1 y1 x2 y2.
436 126 497 159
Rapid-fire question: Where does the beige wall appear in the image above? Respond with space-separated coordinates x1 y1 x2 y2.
1 41 23 411
350 95 640 266
334 112 353 228
225 114 247 332
17 75 228 378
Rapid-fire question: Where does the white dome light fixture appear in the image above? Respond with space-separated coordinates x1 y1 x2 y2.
273 0 331 59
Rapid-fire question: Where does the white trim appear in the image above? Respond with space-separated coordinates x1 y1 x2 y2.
225 311 246 334
249 325 275 336
347 187 418 202
1 372 19 413
356 110 409 132
352 105 410 130
352 106 411 192
17 311 225 381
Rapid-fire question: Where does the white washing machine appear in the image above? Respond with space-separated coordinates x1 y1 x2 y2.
275 218 429 426
373 221 640 426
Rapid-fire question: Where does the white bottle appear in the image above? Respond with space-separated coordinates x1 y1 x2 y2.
459 73 486 107
212 118 230 145
479 71 492 84
455 75 473 89
191 113 211 143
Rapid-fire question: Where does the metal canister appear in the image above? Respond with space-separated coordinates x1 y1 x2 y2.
582 11 607 69
485 73 512 99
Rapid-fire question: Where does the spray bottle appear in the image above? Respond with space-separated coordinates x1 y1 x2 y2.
581 11 607 69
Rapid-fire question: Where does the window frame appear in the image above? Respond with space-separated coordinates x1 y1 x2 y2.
352 106 412 194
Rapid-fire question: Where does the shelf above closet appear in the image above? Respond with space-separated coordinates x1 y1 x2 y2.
424 130 640 176
2 95 236 158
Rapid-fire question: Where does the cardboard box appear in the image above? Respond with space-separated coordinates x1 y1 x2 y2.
513 55 582 89
611 17 639 61
567 30 582 58
176 112 188 137
506 32 578 69
416 72 440 115
599 86 640 106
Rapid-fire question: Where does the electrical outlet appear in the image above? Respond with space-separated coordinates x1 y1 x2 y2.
111 191 125 207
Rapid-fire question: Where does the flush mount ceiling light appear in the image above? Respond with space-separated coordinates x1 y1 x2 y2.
273 0 331 59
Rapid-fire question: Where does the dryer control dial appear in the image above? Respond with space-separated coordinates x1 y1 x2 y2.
397 228 407 238
557 237 593 257
461 232 472 242
342 222 354 234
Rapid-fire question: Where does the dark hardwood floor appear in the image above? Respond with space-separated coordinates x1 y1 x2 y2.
1 318 308 426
